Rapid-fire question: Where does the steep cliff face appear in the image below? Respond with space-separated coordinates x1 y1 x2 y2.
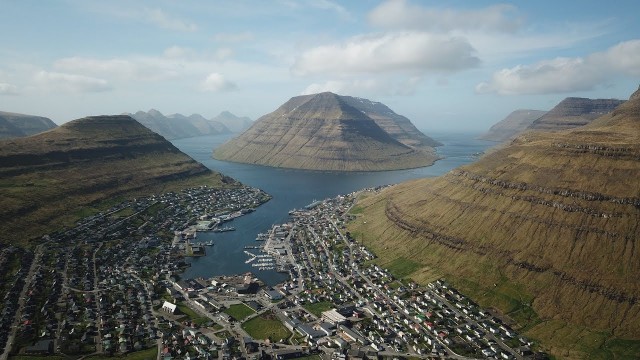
351 90 640 358
213 92 438 171
0 111 57 139
479 109 547 142
0 115 221 244
528 97 624 131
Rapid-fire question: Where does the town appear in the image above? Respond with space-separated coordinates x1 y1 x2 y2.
0 186 541 360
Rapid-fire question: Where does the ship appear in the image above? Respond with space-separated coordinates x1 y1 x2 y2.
305 199 322 210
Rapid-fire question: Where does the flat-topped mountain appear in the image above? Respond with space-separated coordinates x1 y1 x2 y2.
479 109 547 142
350 88 640 358
212 111 253 133
213 92 439 171
128 109 231 139
0 111 57 139
0 115 231 245
527 97 624 131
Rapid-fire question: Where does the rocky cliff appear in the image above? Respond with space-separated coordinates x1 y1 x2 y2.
350 89 640 358
528 97 624 131
213 92 438 171
0 111 57 139
479 109 547 142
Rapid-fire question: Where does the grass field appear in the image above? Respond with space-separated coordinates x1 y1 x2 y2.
87 347 158 360
224 303 256 321
242 312 291 342
303 301 334 317
385 257 422 279
177 302 210 325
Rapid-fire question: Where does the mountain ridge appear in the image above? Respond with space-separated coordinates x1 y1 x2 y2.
0 115 232 245
349 89 640 358
128 109 231 139
0 110 57 139
213 92 439 171
527 97 624 131
479 109 547 142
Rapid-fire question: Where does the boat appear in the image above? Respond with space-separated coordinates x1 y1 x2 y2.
213 227 235 233
204 240 214 246
305 199 322 210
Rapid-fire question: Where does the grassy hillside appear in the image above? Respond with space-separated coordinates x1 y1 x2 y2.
349 89 640 359
0 115 236 246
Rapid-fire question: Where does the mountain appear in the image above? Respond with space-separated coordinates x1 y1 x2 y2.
129 109 230 139
527 97 624 131
479 109 547 142
212 111 253 133
213 92 439 171
338 96 442 147
349 88 640 358
0 111 57 139
0 115 233 245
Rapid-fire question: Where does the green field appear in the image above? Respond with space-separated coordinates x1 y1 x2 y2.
385 257 423 279
303 301 334 317
242 312 291 342
224 303 256 321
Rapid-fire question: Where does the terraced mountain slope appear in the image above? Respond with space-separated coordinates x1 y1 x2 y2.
339 95 442 148
0 111 57 139
479 109 547 142
0 115 232 245
214 92 438 171
528 97 624 131
350 88 640 358
129 109 230 139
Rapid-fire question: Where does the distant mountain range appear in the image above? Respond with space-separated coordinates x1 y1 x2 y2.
0 111 57 139
529 97 625 131
478 109 547 142
350 87 640 358
214 92 440 171
0 115 232 244
128 109 252 140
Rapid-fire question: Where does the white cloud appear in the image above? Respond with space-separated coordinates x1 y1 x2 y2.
292 32 479 76
163 46 194 59
369 0 522 33
477 39 640 95
308 0 352 21
34 71 112 93
200 73 238 92
0 83 19 95
143 8 197 32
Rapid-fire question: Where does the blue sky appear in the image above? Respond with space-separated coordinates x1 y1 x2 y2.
1 0 639 131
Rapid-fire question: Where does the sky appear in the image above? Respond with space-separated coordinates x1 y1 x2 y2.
1 0 639 132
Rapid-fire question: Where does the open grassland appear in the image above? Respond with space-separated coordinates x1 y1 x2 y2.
224 303 256 321
242 312 291 341
303 301 334 317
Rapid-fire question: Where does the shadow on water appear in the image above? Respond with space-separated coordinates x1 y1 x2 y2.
171 131 494 285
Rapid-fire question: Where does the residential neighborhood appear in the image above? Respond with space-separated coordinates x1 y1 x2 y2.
0 186 544 360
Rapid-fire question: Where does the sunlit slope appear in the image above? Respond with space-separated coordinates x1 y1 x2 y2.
351 88 640 358
0 115 231 245
213 92 438 171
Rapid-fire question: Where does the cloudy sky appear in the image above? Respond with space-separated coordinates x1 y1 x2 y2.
1 0 639 131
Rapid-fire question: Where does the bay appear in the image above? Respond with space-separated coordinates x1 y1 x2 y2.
171 132 494 285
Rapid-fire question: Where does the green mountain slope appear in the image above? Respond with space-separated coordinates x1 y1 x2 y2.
0 115 233 245
350 88 640 359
